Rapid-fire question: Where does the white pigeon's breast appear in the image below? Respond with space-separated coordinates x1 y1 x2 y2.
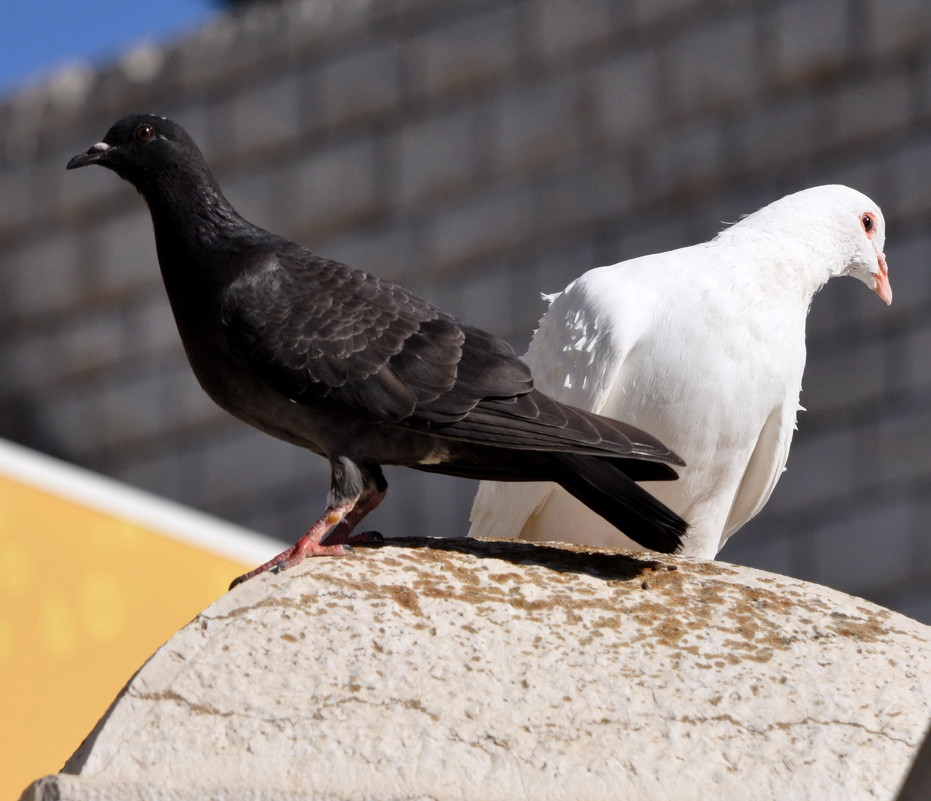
617 290 800 454
539 247 808 479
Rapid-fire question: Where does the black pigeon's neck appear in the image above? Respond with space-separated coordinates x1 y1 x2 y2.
131 159 271 324
139 164 254 253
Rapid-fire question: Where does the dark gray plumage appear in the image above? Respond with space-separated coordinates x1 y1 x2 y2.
67 114 687 588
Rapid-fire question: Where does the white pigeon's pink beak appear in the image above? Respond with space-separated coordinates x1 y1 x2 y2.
873 251 892 305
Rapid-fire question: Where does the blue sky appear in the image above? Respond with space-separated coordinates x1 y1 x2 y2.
1 0 217 96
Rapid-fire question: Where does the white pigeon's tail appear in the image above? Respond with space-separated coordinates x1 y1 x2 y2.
469 480 556 541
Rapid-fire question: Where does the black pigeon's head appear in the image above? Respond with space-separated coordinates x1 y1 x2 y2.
66 114 205 187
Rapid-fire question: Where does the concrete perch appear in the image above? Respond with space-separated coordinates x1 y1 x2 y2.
21 537 931 800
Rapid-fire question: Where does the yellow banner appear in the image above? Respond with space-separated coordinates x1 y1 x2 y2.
0 440 278 798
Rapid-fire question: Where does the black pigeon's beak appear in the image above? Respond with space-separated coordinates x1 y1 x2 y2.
66 142 111 170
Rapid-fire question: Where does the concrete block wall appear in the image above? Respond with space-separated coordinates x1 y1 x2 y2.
1 0 930 620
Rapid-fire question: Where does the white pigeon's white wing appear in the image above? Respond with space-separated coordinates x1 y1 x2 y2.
721 393 803 545
468 255 674 541
469 239 795 553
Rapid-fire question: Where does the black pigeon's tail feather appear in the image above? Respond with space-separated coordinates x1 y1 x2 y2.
553 453 686 554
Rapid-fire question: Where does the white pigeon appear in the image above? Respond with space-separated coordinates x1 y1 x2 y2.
469 185 892 558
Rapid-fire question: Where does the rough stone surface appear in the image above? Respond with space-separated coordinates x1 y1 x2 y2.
21 539 931 800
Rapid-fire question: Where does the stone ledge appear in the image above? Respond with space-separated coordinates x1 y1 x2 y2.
20 537 931 800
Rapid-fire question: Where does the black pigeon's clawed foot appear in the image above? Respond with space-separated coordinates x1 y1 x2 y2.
229 536 352 590
229 500 358 590
230 484 389 589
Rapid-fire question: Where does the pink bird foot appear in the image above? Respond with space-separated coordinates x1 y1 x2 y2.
229 489 386 589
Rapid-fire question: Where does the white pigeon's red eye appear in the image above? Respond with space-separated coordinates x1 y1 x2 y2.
861 213 875 237
134 124 155 142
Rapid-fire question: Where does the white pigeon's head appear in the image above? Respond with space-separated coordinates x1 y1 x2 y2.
814 184 891 306
729 184 891 305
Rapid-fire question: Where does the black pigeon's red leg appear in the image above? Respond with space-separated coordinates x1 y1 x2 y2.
228 482 387 590
320 485 386 547
229 500 356 589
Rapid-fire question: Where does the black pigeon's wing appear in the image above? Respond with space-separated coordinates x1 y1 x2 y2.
219 246 532 425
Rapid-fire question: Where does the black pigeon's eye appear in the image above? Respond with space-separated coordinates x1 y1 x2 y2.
134 124 155 142
861 213 874 233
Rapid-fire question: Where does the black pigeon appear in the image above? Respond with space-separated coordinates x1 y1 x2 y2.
67 114 688 588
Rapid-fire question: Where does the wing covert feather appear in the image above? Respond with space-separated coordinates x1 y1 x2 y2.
220 248 533 424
